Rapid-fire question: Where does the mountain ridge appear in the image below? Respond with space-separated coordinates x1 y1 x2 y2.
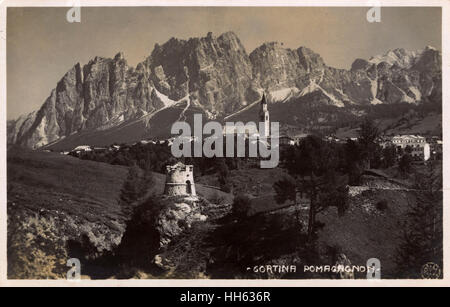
8 31 442 149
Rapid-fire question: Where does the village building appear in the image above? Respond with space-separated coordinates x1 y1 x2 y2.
292 133 309 146
391 135 431 161
92 147 107 153
164 162 196 196
109 144 121 151
279 135 294 146
72 145 92 154
377 136 393 148
427 136 443 160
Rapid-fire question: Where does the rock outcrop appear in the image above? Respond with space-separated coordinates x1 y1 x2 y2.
8 31 442 149
156 197 207 247
116 194 208 275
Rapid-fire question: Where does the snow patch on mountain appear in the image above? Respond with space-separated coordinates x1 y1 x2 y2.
299 81 321 96
370 79 378 98
35 117 49 148
320 88 344 107
409 86 422 101
224 98 262 121
176 95 191 122
402 92 416 104
299 80 344 107
316 69 325 84
97 113 127 131
371 98 384 105
336 89 356 105
153 88 178 108
267 87 300 103
370 79 383 105
368 46 439 70
369 48 420 68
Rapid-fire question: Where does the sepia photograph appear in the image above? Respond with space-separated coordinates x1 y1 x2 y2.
1 1 447 287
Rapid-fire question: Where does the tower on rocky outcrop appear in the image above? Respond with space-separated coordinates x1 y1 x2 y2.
259 93 270 137
164 162 196 196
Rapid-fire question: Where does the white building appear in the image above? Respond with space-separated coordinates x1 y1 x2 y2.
391 135 430 161
72 145 92 154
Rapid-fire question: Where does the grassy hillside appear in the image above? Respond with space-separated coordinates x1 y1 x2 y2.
7 149 233 279
226 93 355 132
8 149 130 222
8 149 232 216
317 188 417 278
197 167 434 278
7 149 131 278
382 112 442 136
336 112 442 141
7 149 439 279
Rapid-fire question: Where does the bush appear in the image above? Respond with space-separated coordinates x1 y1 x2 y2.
220 182 232 193
375 200 388 211
232 194 252 219
209 191 226 206
120 165 153 215
117 196 163 269
7 211 68 279
399 154 413 175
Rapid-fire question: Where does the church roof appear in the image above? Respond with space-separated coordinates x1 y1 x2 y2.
261 93 267 105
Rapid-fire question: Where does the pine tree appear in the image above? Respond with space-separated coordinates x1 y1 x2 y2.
120 164 154 216
395 161 443 278
274 136 349 242
358 117 379 169
399 154 413 175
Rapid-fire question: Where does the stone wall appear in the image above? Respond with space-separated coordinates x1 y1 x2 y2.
164 163 196 196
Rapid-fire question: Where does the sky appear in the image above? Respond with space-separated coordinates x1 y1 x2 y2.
7 6 442 120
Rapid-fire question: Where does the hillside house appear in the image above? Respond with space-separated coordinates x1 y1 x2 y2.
279 135 294 146
72 145 92 154
391 135 430 161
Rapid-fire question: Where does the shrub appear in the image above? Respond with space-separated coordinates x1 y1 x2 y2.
120 165 154 215
399 154 413 175
376 200 388 211
220 182 232 193
232 194 252 219
210 191 226 206
7 212 68 279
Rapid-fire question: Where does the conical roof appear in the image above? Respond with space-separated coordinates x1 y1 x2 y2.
261 93 267 105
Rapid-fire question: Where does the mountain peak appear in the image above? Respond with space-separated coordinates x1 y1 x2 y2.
369 48 419 68
367 45 441 70
114 52 125 60
218 31 238 39
257 41 283 49
424 45 437 51
297 46 325 70
351 58 370 71
217 31 245 51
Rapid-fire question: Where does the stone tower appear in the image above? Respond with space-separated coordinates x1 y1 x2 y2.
164 162 196 196
259 93 270 137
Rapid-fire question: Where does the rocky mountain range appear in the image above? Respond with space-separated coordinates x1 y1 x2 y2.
7 31 442 150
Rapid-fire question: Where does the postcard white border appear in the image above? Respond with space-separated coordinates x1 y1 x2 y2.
0 0 448 287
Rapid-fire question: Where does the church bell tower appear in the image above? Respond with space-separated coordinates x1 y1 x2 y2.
259 93 270 137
